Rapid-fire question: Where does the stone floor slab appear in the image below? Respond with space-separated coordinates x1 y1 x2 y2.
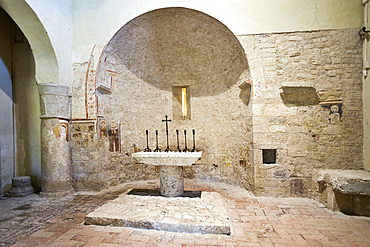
85 190 230 234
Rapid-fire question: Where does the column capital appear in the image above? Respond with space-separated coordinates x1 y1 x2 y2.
38 83 71 120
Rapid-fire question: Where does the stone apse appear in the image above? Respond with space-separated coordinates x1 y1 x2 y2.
71 7 363 198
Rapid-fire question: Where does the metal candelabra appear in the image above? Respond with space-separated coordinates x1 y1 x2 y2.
176 129 181 152
183 129 190 152
141 116 199 152
191 129 197 152
144 130 151 152
154 130 161 152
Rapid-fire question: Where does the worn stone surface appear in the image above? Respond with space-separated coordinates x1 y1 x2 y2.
315 169 370 195
39 83 70 120
40 118 73 196
7 176 34 197
132 151 202 166
85 191 230 234
39 84 73 196
312 169 370 216
159 166 184 197
240 29 363 197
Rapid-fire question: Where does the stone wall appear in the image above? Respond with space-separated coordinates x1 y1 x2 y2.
71 121 107 191
70 10 362 196
70 121 160 191
71 8 253 191
239 29 363 196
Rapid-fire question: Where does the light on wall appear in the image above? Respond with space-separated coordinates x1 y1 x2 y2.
172 86 191 120
182 87 188 118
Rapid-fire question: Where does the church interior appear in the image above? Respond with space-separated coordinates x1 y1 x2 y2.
0 0 370 246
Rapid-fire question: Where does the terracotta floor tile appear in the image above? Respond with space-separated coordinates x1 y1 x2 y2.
128 233 151 242
304 239 323 247
2 181 369 247
102 226 125 233
85 236 106 246
50 239 85 246
30 230 55 238
101 232 120 244
71 233 93 242
117 228 133 239
97 243 123 247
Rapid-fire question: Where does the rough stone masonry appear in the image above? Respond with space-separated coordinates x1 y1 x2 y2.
70 7 362 200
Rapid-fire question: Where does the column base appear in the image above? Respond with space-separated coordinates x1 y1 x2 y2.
7 176 34 197
39 188 75 198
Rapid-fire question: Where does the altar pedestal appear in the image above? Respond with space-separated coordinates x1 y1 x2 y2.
160 166 184 197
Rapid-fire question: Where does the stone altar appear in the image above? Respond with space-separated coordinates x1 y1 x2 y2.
132 151 202 197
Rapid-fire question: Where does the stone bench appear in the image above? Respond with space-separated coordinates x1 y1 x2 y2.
313 169 370 216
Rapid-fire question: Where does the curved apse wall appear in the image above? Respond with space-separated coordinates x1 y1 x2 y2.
96 7 253 188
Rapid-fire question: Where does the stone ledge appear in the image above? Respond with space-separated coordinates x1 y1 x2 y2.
315 169 370 195
313 169 370 216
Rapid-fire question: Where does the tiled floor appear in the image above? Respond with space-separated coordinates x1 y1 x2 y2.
1 180 369 247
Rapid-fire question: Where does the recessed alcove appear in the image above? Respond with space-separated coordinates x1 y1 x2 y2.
94 7 252 188
280 81 318 106
172 86 191 120
263 149 277 164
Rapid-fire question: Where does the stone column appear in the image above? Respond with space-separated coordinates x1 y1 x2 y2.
159 166 184 197
39 84 73 197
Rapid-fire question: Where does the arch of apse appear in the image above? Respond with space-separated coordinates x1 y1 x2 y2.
97 7 249 97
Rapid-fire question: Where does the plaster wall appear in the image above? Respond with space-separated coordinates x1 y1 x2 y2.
12 30 41 191
72 0 362 53
26 0 72 85
0 7 11 72
0 61 13 194
0 8 41 192
0 0 59 84
0 8 14 194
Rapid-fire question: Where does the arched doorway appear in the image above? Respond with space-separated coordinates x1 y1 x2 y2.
0 7 41 192
0 0 62 194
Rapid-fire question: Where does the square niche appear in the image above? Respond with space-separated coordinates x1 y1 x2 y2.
263 149 277 164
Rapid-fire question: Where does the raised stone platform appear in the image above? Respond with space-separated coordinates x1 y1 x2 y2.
84 190 230 234
315 169 370 195
313 169 370 216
